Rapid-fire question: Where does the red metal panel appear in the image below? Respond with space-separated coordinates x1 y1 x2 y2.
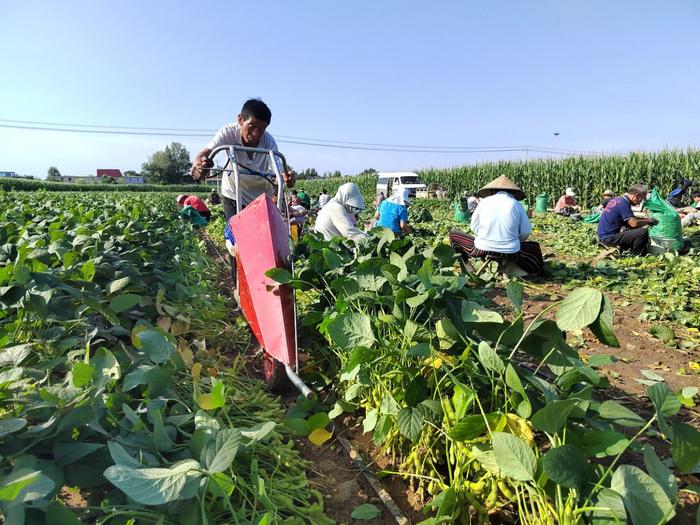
229 194 295 366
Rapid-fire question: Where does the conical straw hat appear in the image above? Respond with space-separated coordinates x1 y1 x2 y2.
477 176 525 201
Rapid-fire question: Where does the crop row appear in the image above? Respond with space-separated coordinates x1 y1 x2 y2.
270 223 699 524
0 178 205 193
0 192 331 524
294 148 700 208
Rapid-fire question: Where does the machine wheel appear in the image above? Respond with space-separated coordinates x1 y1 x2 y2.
262 350 289 393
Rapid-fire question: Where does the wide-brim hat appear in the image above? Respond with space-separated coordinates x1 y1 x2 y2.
603 189 614 196
176 194 187 204
477 176 525 201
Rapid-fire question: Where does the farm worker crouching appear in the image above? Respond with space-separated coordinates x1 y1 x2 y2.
375 189 411 236
314 183 369 241
176 194 211 221
448 176 544 275
597 184 657 255
591 189 615 214
189 98 296 221
554 187 581 217
679 190 700 227
318 189 330 208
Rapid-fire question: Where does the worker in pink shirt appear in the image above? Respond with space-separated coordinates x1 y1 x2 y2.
176 194 211 221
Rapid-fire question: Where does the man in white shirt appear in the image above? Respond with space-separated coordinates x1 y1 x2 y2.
449 176 544 275
318 189 330 208
314 183 368 241
190 99 295 220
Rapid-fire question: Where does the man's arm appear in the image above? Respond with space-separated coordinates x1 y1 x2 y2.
626 216 654 228
332 208 368 241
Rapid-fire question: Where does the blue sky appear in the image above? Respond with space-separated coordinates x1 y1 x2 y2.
1 1 698 178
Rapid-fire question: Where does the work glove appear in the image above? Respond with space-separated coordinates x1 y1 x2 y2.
648 217 659 226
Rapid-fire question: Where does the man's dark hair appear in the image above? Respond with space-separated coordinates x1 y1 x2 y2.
240 98 272 124
322 188 327 193
627 184 647 197
692 190 700 198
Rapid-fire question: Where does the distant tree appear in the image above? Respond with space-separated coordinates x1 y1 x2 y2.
123 170 139 178
46 166 61 181
357 168 377 177
99 176 117 184
141 142 192 184
297 168 319 179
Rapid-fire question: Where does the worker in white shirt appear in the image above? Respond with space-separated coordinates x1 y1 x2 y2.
314 183 368 241
449 176 544 275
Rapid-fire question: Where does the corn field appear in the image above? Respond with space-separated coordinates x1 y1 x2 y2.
295 149 700 208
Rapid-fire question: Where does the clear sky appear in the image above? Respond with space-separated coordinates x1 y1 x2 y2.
1 1 698 179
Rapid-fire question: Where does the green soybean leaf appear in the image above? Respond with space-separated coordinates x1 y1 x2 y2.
0 471 40 502
0 343 33 366
134 329 175 364
542 445 592 489
104 459 202 505
461 300 503 323
240 421 276 443
351 503 381 520
648 382 681 418
108 277 131 294
643 445 677 501
108 441 142 468
109 293 141 313
406 292 430 308
0 418 27 438
196 379 226 411
478 341 504 374
308 412 330 431
531 399 578 435
407 343 431 357
580 429 629 458
92 347 120 388
587 488 627 525
556 287 602 332
397 407 423 442
588 354 618 367
672 422 700 473
81 260 95 281
492 432 536 481
71 362 93 388
597 400 644 428
448 413 501 442
0 468 54 503
589 295 620 347
363 409 378 434
506 281 524 309
610 465 675 525
202 428 242 473
328 313 375 350
405 376 428 407
53 442 104 466
46 501 82 525
265 268 292 284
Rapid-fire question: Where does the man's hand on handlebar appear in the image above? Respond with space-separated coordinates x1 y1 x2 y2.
190 150 213 181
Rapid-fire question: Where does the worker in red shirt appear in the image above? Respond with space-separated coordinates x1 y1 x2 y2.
176 194 211 221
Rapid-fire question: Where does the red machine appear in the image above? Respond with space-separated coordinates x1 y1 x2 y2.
205 145 312 398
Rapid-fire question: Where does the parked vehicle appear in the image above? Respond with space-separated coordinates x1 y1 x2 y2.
376 171 427 198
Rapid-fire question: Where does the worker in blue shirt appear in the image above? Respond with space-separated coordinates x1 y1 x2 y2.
597 184 657 255
374 189 411 235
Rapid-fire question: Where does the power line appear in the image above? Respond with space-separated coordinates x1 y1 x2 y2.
0 120 593 156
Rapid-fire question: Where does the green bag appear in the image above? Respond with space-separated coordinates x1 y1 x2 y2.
642 188 683 250
582 213 601 224
179 206 208 227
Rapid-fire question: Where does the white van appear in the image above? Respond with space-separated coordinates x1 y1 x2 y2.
376 172 427 198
